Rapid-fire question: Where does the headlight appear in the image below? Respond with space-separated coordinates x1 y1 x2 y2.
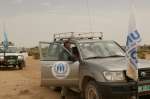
18 56 24 60
103 71 125 81
0 56 4 60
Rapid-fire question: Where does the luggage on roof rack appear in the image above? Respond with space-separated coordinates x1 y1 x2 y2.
54 32 103 41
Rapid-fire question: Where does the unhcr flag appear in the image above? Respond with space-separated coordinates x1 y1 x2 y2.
126 30 141 81
126 5 141 81
3 32 9 50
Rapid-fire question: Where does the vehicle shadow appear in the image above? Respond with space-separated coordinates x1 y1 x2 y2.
0 67 18 71
66 90 82 99
49 87 82 99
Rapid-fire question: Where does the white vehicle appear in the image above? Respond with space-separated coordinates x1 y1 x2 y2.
0 46 26 69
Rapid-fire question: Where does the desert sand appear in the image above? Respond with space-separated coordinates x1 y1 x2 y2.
0 57 60 99
0 55 150 99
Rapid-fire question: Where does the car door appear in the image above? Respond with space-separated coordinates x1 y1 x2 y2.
39 41 79 87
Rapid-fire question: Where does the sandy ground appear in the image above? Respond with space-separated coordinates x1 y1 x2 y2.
145 54 150 60
0 57 60 99
0 55 150 99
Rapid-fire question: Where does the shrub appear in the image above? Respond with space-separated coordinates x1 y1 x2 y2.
27 46 40 59
138 52 146 59
32 52 40 59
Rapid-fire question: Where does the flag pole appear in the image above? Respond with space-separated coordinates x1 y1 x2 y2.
86 0 93 33
3 21 5 59
131 0 139 98
127 0 140 98
3 21 6 60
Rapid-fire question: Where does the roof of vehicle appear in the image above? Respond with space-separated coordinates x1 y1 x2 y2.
53 32 103 42
52 32 118 45
53 38 115 45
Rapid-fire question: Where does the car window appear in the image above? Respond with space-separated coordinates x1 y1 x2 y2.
5 47 17 53
40 43 71 61
79 41 125 59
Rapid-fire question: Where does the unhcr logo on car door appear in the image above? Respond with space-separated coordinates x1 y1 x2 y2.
52 62 70 79
56 63 65 74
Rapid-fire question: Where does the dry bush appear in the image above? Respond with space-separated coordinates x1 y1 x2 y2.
138 52 146 59
27 47 40 59
32 52 40 59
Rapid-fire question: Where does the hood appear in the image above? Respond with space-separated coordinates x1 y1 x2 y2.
85 57 150 71
0 53 22 56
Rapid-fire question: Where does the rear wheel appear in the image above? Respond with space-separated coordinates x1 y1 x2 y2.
84 81 102 99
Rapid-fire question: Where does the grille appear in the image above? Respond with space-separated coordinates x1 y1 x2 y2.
5 56 18 60
139 68 150 81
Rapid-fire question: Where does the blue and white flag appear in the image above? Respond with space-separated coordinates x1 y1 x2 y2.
3 32 9 50
126 2 141 81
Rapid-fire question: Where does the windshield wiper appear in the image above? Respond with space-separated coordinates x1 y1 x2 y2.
105 55 125 57
85 56 106 59
85 55 125 59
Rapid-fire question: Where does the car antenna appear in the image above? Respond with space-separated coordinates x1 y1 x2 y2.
86 0 93 32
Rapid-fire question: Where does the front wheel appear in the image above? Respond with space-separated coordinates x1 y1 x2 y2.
18 64 23 70
84 81 103 99
18 62 25 70
18 63 24 70
13 65 16 68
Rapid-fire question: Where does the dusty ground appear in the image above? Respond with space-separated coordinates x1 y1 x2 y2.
145 54 150 60
0 57 60 99
0 55 150 99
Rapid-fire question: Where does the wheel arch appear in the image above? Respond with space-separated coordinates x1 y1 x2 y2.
80 76 96 92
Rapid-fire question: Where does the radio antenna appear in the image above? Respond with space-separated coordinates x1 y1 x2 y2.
86 0 93 32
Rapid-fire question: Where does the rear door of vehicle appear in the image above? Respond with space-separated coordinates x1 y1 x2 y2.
39 41 79 87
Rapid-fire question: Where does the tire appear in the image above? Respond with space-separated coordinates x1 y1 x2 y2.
23 61 26 67
21 61 26 67
84 81 102 99
13 65 16 67
18 61 26 70
18 65 23 70
13 65 17 69
18 63 23 70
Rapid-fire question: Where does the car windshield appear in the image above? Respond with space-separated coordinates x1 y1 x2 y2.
79 41 125 59
5 47 17 53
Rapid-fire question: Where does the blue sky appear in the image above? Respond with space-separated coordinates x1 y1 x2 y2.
0 0 149 47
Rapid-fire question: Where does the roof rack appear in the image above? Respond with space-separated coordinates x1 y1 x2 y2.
54 32 103 41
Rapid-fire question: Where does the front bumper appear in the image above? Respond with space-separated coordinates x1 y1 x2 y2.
98 81 150 98
0 60 23 66
98 82 137 97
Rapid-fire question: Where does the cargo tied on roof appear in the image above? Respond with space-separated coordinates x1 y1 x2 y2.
53 32 103 41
